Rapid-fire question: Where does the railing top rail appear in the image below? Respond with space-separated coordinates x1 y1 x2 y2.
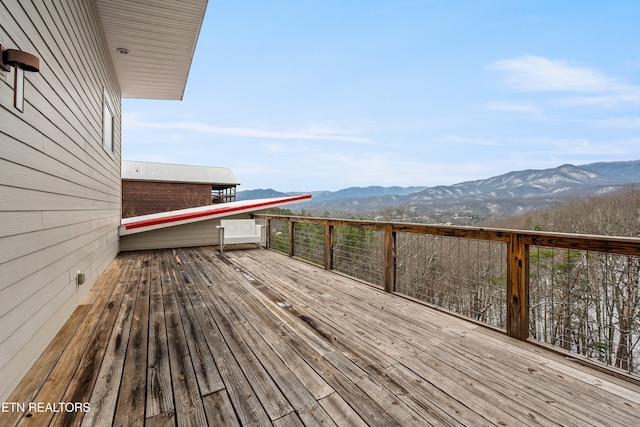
255 213 640 255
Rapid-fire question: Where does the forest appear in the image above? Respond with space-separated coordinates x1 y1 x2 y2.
266 188 640 376
486 188 640 372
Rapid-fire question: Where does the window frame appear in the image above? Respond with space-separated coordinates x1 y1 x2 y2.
102 89 114 154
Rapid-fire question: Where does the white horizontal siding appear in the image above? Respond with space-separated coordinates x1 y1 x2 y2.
119 213 263 251
0 0 121 401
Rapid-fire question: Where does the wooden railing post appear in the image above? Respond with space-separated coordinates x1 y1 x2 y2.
324 222 333 271
265 218 271 249
507 233 529 340
384 226 396 293
288 219 295 257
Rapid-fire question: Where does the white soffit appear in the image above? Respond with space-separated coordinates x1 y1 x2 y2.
96 0 208 100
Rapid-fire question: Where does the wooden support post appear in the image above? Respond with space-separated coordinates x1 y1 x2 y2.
324 223 333 271
265 218 271 249
288 220 295 257
384 226 396 293
507 233 529 340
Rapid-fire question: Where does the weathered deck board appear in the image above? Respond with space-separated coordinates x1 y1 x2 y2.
81 253 146 427
159 250 208 427
145 251 175 422
3 246 640 426
185 252 354 426
113 252 152 426
14 253 138 427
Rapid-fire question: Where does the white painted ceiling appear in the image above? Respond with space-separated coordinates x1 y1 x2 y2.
96 0 208 100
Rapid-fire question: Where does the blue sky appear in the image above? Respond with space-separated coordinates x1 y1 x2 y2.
122 0 640 191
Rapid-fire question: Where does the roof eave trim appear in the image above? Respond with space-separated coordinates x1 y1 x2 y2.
119 194 311 236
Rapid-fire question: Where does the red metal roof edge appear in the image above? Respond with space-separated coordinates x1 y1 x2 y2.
120 194 311 232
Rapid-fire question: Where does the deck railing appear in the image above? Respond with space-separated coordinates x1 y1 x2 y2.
255 214 640 377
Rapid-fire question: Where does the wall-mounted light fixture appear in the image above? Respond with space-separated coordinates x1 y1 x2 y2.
0 44 10 72
1 44 40 112
76 270 86 286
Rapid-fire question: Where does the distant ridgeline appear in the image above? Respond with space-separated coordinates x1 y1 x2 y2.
238 160 640 221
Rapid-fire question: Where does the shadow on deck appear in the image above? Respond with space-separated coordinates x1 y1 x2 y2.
4 247 640 426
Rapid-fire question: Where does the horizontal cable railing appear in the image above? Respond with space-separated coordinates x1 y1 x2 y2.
333 226 385 288
255 214 640 377
267 218 291 256
529 247 640 372
395 233 507 328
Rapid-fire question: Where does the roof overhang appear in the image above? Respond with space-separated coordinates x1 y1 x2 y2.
95 0 208 100
119 195 312 236
122 160 240 185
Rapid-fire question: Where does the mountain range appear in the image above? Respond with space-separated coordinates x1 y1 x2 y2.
237 160 640 218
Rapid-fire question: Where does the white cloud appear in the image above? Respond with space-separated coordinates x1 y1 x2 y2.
443 134 499 146
592 116 640 128
232 150 492 190
123 114 373 144
512 136 634 156
488 55 640 107
488 55 618 92
483 101 543 116
558 93 640 108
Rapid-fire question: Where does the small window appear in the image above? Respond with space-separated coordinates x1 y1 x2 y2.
103 91 114 152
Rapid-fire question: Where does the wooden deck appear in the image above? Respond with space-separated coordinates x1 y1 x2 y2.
4 247 640 426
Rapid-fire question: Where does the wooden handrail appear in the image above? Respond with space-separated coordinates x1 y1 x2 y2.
255 214 640 342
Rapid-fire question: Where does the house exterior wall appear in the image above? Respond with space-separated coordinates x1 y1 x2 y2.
122 180 212 217
0 1 121 401
119 212 260 251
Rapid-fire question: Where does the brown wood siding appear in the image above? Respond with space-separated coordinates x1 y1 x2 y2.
0 0 121 401
122 180 212 217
